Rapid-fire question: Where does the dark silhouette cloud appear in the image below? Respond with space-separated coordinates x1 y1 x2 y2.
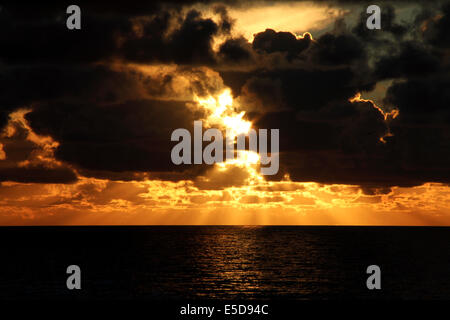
0 165 78 184
311 33 366 65
374 41 440 79
253 29 311 58
26 99 205 171
219 37 252 63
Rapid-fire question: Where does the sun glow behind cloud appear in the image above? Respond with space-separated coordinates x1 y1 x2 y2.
226 2 343 41
195 88 262 178
195 89 252 137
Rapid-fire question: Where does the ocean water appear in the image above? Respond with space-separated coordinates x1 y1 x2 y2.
0 226 449 300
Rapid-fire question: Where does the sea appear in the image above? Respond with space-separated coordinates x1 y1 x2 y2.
0 226 449 300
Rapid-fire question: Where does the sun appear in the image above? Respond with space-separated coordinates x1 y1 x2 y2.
195 88 253 138
195 88 262 176
222 112 252 137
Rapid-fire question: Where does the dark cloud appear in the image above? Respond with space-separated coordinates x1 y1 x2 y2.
374 41 440 79
0 4 233 66
0 50 221 182
252 98 392 187
423 2 450 48
26 99 208 175
218 37 252 63
217 28 394 189
234 66 374 113
121 9 229 65
0 165 77 183
0 111 78 184
0 6 132 64
383 73 450 115
311 33 366 65
370 3 450 188
380 71 450 184
252 29 311 59
0 65 149 108
0 0 449 190
219 2 450 189
223 25 375 112
352 4 407 42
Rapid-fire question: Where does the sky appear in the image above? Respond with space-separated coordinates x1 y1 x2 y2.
0 0 449 225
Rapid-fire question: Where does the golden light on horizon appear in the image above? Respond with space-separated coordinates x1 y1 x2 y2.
2 176 449 225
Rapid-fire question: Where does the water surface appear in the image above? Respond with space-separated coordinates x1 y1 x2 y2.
0 226 449 299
